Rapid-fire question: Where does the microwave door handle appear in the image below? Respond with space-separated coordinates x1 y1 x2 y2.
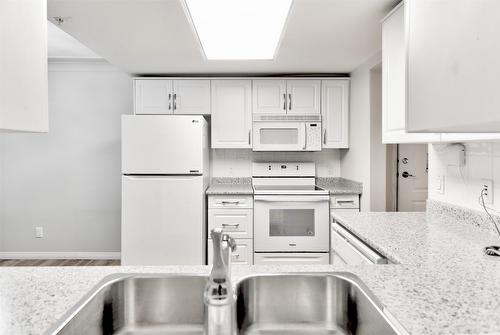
303 123 307 150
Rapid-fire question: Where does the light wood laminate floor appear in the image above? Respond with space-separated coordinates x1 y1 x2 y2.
0 259 120 266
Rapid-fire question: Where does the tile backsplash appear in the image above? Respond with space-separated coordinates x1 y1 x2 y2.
210 149 341 178
428 142 500 212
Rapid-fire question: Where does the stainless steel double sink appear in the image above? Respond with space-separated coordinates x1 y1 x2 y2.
46 273 407 335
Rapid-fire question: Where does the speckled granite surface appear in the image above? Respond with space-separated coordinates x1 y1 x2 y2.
206 177 362 195
2 201 500 334
427 198 500 234
206 177 253 195
316 177 363 195
331 205 500 334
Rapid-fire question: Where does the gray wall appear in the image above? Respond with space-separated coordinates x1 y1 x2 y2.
340 52 384 211
0 62 132 254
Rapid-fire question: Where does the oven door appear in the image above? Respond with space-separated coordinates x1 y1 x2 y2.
252 122 306 151
254 195 330 252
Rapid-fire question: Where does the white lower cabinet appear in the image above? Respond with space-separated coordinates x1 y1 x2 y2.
208 238 253 265
208 208 253 239
331 222 387 265
330 194 360 209
207 195 254 265
254 253 330 265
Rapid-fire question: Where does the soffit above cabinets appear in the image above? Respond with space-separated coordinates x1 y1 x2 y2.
47 0 398 75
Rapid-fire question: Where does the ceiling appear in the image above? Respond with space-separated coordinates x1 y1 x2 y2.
47 0 399 75
48 21 101 59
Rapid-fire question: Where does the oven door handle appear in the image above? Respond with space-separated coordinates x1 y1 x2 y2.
254 195 330 202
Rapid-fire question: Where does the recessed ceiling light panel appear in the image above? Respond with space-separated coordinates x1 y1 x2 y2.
184 0 292 60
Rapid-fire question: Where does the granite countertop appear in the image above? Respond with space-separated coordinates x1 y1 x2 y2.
331 201 500 334
206 177 363 195
316 177 363 195
2 201 500 334
206 177 253 195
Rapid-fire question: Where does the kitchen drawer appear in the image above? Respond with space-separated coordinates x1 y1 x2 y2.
331 223 386 265
208 238 253 265
330 249 348 266
330 208 360 221
254 253 330 265
208 195 253 209
330 194 359 209
332 230 369 265
208 209 253 239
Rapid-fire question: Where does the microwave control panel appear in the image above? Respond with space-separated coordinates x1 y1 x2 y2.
306 123 322 151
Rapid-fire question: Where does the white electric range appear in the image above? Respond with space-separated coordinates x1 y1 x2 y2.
252 162 331 265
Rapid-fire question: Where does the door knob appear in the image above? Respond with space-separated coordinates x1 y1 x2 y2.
402 171 415 178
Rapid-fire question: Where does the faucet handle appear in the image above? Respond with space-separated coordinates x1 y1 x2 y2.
222 234 237 253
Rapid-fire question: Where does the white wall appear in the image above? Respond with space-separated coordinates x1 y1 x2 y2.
341 52 386 211
0 62 132 255
211 149 341 178
428 142 500 212
369 66 386 211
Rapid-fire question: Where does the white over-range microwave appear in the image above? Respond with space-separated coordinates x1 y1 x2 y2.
252 115 322 151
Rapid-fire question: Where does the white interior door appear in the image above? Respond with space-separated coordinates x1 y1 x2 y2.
121 175 205 265
397 144 428 211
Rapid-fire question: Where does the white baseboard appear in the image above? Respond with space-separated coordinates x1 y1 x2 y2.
0 252 121 260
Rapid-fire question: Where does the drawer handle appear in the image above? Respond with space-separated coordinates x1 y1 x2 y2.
232 254 240 259
221 201 240 205
222 223 240 228
337 200 355 204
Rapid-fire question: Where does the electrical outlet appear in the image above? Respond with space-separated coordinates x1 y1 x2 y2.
35 226 43 238
480 179 494 205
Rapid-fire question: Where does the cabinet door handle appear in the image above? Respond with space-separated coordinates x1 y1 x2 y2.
288 93 292 110
323 129 327 144
248 130 251 145
283 93 287 111
168 94 172 110
173 93 177 110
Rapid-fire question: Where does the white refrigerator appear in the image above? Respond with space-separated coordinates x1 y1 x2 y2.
121 115 209 265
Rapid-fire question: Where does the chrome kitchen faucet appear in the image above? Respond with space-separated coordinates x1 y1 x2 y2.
204 228 237 335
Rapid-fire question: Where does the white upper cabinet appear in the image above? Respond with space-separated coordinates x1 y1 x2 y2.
172 80 211 115
0 0 48 132
252 80 287 114
286 80 321 115
382 4 440 144
321 79 349 148
211 80 252 149
135 79 173 115
382 3 500 143
134 79 210 115
252 79 320 115
406 0 500 133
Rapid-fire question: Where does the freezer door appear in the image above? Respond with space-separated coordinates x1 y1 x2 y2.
121 175 206 265
122 115 206 174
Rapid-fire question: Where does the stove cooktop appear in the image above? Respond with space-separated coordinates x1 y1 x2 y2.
252 184 329 195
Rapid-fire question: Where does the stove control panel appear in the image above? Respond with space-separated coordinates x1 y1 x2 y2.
252 162 316 177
